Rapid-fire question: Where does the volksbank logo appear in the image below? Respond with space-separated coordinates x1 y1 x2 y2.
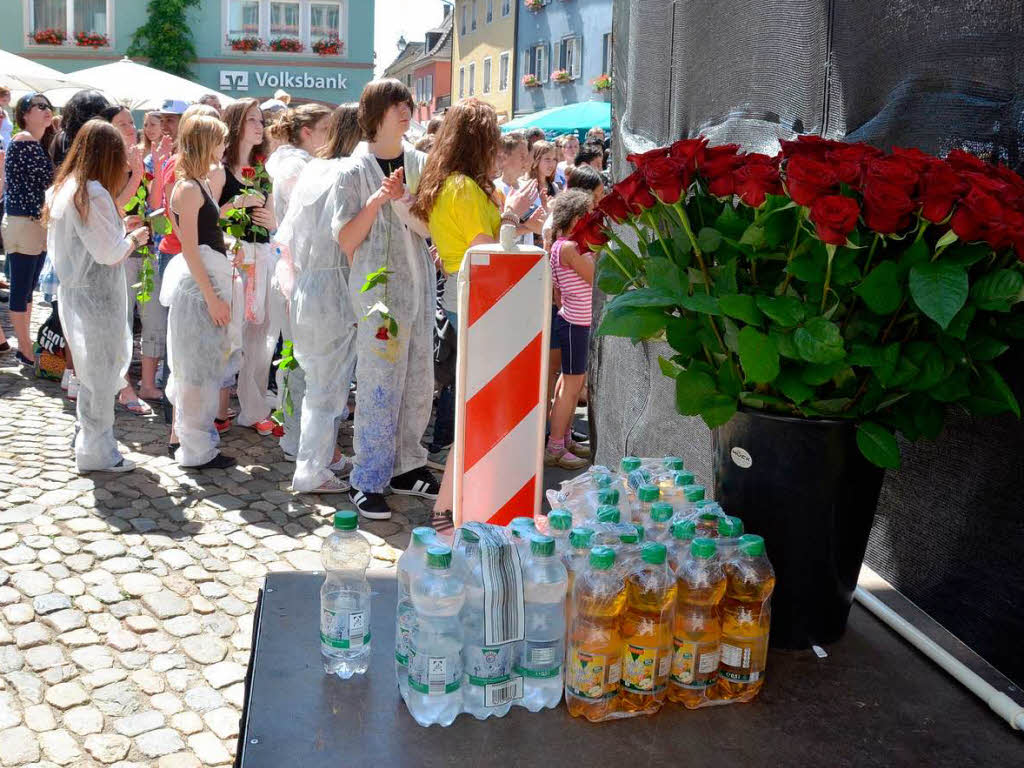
219 70 349 92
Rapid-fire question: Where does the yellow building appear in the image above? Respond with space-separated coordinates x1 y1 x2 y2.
451 0 517 122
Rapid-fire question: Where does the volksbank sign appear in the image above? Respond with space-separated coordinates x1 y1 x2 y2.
219 70 350 92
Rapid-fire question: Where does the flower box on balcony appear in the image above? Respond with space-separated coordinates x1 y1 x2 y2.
228 35 263 53
75 32 109 49
312 35 343 56
269 37 303 53
552 69 572 84
522 73 541 88
31 28 66 45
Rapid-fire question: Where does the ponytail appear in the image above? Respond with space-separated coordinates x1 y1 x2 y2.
268 103 333 146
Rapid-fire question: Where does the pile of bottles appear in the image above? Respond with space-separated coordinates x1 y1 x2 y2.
394 521 568 727
561 456 776 721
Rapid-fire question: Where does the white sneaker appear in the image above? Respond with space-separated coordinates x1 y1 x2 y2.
67 374 80 401
328 455 352 477
80 458 136 475
61 368 71 391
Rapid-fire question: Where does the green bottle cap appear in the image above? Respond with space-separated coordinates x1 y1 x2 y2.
594 474 613 489
548 510 573 531
634 523 645 541
596 506 620 524
426 545 453 569
663 456 685 471
699 512 720 523
671 520 697 540
333 510 358 531
413 526 438 545
621 457 642 473
641 541 668 564
510 516 535 529
638 484 660 503
569 527 594 548
618 529 639 545
683 485 706 502
691 537 717 559
694 499 715 509
589 546 616 569
530 535 556 556
597 488 620 506
650 502 673 522
458 527 479 543
739 534 765 557
673 470 696 487
718 516 744 537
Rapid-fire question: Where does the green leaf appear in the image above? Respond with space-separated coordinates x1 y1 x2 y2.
719 294 763 326
898 238 930 274
883 356 920 389
711 259 738 294
908 262 968 330
645 257 683 296
739 223 767 250
832 249 862 286
854 261 904 314
700 394 739 429
775 368 814 404
945 303 976 340
737 327 780 384
929 368 970 402
966 333 1010 362
935 228 958 249
800 360 849 386
657 356 683 379
714 205 748 239
675 369 716 415
756 295 806 327
671 226 694 263
794 317 846 364
665 315 702 358
360 265 392 293
911 396 945 440
679 293 721 316
770 327 800 359
697 227 722 253
596 264 628 295
970 269 1023 312
965 363 1021 417
788 251 827 283
904 343 944 392
717 362 743 398
721 317 740 354
605 288 679 311
597 306 667 339
761 207 796 249
807 398 853 415
856 422 901 469
942 242 990 268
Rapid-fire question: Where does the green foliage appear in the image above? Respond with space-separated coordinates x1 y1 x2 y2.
128 0 201 78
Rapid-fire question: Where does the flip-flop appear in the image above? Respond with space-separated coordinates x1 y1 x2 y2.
119 398 152 416
137 392 164 403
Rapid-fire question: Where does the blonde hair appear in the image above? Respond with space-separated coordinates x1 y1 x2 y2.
268 103 332 145
274 89 292 105
181 103 219 124
177 115 228 181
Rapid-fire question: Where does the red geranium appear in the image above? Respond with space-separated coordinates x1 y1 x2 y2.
809 195 860 245
864 156 919 195
615 170 658 214
570 210 610 252
733 154 782 207
598 190 632 223
950 188 1008 248
785 155 839 206
643 156 686 204
861 179 917 234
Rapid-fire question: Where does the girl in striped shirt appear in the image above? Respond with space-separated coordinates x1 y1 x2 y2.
545 190 596 470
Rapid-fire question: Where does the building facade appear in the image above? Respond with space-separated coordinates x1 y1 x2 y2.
382 10 452 123
3 0 375 104
451 0 516 122
514 0 612 116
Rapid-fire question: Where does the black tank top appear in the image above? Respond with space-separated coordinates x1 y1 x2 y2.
174 181 226 255
220 170 271 244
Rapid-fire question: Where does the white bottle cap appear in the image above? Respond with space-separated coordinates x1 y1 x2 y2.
499 223 517 251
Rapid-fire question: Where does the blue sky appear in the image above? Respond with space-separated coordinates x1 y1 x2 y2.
374 0 449 76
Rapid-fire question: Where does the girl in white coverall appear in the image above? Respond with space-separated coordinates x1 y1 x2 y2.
47 120 151 473
334 80 439 519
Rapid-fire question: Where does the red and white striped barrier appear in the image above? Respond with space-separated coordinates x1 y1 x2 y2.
453 237 551 527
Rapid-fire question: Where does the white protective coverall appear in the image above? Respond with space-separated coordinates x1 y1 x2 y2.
332 142 434 494
49 180 135 472
265 143 311 454
280 158 358 491
161 243 243 467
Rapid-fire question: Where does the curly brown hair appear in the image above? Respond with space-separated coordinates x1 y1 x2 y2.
411 98 499 220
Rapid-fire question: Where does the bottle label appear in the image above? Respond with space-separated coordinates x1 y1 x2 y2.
409 656 461 695
620 643 668 694
719 639 765 684
320 607 371 650
470 522 526 645
394 602 415 666
566 648 620 700
485 676 524 707
670 638 720 687
464 644 513 682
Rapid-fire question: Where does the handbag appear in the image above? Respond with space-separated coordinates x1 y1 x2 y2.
36 302 66 355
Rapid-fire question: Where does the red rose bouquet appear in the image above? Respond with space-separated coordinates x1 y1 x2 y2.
574 135 1024 467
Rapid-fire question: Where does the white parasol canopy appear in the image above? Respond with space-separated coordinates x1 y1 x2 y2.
0 49 91 94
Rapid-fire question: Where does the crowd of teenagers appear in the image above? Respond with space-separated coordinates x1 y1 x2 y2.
0 79 611 532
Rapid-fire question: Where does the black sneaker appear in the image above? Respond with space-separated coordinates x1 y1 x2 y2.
571 428 590 444
350 487 391 520
190 453 236 470
389 466 440 500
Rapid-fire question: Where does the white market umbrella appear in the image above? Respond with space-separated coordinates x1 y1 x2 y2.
0 49 91 94
59 57 236 111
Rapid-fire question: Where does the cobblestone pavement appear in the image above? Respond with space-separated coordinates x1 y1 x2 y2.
0 295 431 767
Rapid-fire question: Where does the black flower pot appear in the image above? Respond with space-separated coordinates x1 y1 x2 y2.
712 410 885 650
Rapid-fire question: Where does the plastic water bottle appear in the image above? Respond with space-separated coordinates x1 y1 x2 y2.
547 509 573 555
647 502 674 543
320 510 371 678
509 517 536 560
395 527 438 700
516 534 568 711
408 545 465 726
458 529 515 720
635 483 661 524
718 535 775 702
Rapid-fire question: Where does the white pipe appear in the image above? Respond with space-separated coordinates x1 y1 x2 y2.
854 587 1024 731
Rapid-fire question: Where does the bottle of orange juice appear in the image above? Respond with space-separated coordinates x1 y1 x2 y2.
717 534 775 702
669 537 727 708
565 547 626 721
618 542 676 714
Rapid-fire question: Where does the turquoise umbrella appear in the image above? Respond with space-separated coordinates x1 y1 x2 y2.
502 101 611 138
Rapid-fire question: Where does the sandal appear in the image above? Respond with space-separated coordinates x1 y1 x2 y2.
119 398 152 416
306 477 350 494
429 509 455 538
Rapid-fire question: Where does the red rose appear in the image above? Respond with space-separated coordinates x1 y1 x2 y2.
615 170 657 214
668 137 708 171
779 134 836 161
864 156 919 195
959 170 1011 199
891 146 936 172
809 195 860 245
699 144 742 197
785 155 839 206
598 190 632 223
861 179 917 234
946 148 989 174
826 143 882 188
733 154 782 207
375 326 390 341
919 162 967 223
241 166 256 180
143 171 155 183
950 188 1006 247
643 155 686 204
626 146 671 170
570 210 610 252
